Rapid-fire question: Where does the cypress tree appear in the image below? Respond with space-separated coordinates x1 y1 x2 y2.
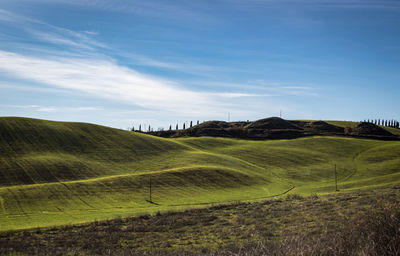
190 121 192 128
169 125 172 131
131 126 135 131
183 123 186 129
139 124 141 131
176 124 178 130
197 120 199 125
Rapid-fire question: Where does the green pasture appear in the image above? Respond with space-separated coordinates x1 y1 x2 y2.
0 117 399 231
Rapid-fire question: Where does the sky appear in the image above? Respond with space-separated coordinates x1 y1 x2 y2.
0 0 399 130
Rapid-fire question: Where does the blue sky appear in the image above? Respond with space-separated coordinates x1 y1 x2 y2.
0 0 399 129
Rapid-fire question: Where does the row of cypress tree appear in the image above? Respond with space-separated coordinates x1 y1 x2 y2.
364 119 399 128
131 120 201 132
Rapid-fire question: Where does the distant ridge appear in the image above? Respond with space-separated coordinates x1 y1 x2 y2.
150 117 398 140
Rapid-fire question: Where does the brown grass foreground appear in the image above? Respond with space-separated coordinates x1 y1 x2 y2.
1 186 399 256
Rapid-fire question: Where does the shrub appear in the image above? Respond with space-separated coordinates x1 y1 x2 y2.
276 200 400 256
285 194 304 201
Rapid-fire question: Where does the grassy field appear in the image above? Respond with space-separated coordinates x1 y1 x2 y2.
2 185 399 255
0 117 399 232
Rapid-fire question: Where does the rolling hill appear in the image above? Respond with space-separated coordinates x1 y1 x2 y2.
150 117 399 140
0 117 399 231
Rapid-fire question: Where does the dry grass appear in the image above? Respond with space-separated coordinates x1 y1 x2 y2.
1 186 399 255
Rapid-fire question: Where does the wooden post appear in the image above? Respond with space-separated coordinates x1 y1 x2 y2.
149 177 152 202
334 164 338 191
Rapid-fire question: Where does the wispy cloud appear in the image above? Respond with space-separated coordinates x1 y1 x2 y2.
0 9 106 51
210 92 273 98
190 81 319 97
116 52 253 78
0 83 72 94
4 105 41 109
0 9 282 121
0 50 285 119
0 50 223 116
2 0 216 23
0 8 311 122
0 8 239 79
4 105 102 112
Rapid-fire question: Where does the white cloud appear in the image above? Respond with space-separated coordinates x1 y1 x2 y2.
0 50 287 119
37 107 57 112
69 107 102 111
84 31 99 35
0 83 72 94
209 92 273 98
116 52 249 78
4 104 102 112
0 9 30 23
8 0 216 23
0 9 106 50
28 30 93 49
0 50 228 116
0 9 311 123
4 104 41 109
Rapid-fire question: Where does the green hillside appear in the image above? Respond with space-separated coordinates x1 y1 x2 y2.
0 117 399 231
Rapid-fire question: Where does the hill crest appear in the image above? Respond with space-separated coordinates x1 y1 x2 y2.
150 117 398 140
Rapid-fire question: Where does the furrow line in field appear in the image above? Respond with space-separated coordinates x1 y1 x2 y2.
59 182 95 209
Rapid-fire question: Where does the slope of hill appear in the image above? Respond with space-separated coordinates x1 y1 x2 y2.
0 117 399 231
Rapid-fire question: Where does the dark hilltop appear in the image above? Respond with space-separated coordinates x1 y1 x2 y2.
149 117 398 140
